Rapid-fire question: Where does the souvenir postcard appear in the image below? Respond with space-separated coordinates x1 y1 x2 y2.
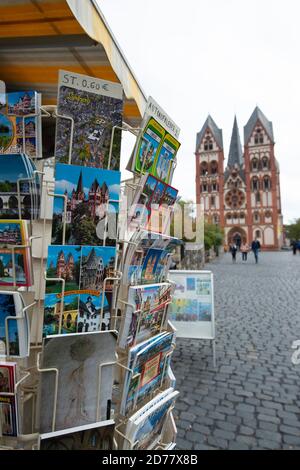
80 246 116 292
4 91 41 158
39 331 116 432
124 388 179 450
0 154 40 220
0 394 18 436
0 220 27 246
124 231 180 286
52 163 120 246
0 292 29 357
131 117 165 176
44 245 115 335
45 245 81 294
154 133 181 184
0 362 16 393
0 249 32 287
55 70 123 170
120 331 174 416
118 283 172 349
43 291 110 337
39 421 114 450
128 174 178 234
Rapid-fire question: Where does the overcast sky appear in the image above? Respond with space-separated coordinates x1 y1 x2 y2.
99 0 300 224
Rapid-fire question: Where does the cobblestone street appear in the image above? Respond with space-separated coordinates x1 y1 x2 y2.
172 251 300 450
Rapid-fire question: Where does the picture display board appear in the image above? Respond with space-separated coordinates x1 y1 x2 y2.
168 270 215 340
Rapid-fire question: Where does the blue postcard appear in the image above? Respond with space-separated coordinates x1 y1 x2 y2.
52 163 120 246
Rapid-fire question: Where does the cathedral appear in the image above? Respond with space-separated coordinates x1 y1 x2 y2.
195 107 283 250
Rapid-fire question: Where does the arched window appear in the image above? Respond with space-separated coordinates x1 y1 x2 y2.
201 162 208 176
251 177 259 191
227 213 232 222
255 230 261 238
202 183 208 192
254 128 264 144
240 212 245 221
211 196 216 207
211 181 218 192
251 158 258 171
210 161 218 175
253 212 260 223
204 134 213 151
256 192 261 203
263 176 271 191
262 156 269 170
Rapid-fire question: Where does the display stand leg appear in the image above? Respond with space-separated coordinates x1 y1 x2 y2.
212 339 217 369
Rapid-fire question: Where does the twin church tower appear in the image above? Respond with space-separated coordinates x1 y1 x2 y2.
195 107 283 249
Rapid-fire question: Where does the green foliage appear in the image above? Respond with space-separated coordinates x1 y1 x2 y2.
285 219 300 241
204 223 224 250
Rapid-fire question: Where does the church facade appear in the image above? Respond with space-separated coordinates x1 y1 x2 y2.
195 107 283 250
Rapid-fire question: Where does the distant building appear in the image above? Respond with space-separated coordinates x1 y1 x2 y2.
195 107 283 250
56 250 75 281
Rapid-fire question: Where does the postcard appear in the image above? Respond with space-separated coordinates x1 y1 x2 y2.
52 163 120 246
118 283 173 349
132 117 165 176
0 154 40 220
39 422 115 450
0 220 26 246
0 292 29 357
80 246 116 292
39 331 116 432
154 133 181 184
0 395 18 436
45 245 81 294
0 362 16 393
4 91 41 158
55 70 123 170
43 292 110 337
123 231 181 286
126 389 179 450
128 174 178 234
120 332 174 416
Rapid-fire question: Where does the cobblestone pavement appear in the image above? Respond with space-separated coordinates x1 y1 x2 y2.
172 251 300 450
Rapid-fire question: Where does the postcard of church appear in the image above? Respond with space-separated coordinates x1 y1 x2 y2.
55 70 123 170
39 331 116 432
118 283 173 350
52 163 120 246
45 245 81 295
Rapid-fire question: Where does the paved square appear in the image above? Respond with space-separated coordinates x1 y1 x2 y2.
172 251 300 450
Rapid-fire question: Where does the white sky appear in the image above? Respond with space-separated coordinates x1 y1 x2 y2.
99 0 300 224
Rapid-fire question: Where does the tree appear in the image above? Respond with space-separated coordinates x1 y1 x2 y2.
285 219 300 241
204 223 224 251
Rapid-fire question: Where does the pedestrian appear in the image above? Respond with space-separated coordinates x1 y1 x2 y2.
251 237 261 263
229 241 238 263
240 240 250 261
291 240 297 255
297 240 300 254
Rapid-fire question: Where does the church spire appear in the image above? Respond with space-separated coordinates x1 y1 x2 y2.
228 116 243 168
76 170 84 194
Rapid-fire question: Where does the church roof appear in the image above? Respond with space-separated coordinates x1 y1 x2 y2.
244 106 274 145
84 247 100 269
227 116 243 168
196 115 223 151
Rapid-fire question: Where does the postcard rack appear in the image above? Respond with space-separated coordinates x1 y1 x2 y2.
0 82 180 451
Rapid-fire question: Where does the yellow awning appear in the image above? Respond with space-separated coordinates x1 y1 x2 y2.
0 0 147 126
